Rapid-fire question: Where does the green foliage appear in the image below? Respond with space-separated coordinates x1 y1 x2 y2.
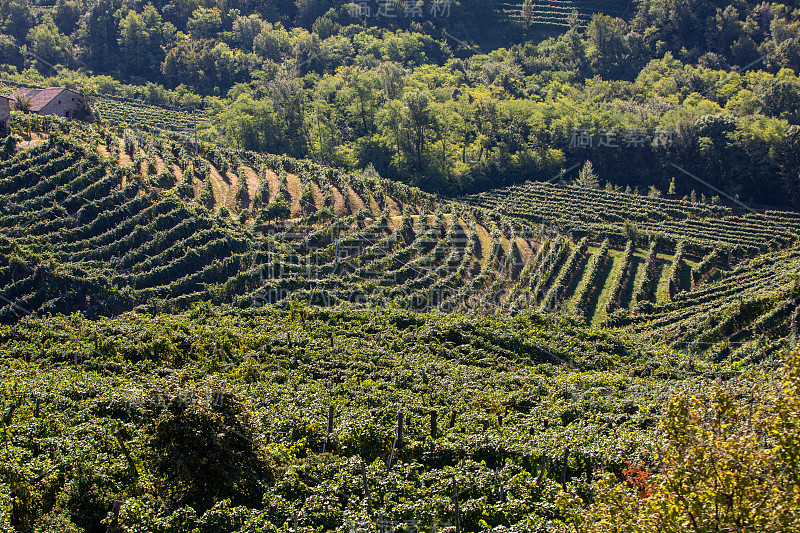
235 167 249 207
26 14 73 67
3 0 799 203
12 94 30 112
576 161 599 189
0 307 698 532
53 0 81 35
118 5 175 78
566 349 800 532
0 134 16 159
1 113 800 533
0 0 34 40
623 222 639 247
632 238 659 309
187 7 222 39
82 0 120 72
261 198 290 222
141 379 268 511
199 175 214 208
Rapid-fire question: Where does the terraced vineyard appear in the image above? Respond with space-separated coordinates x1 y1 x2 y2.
2 122 799 362
3 119 800 533
0 127 546 323
463 180 800 255
93 96 211 134
612 247 800 362
5 0 800 529
500 0 631 28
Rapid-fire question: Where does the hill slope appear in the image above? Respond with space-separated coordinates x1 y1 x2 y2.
1 123 799 364
0 306 709 531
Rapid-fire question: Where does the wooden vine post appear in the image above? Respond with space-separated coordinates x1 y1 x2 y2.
323 404 334 453
586 456 592 483
452 477 460 533
333 216 341 273
110 500 124 530
115 430 137 474
361 460 369 505
387 412 403 471
430 409 438 440
3 401 18 426
536 455 546 489
396 411 403 447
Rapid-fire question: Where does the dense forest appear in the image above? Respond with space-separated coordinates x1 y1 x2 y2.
1 0 799 204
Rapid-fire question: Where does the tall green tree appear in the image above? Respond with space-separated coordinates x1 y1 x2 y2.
79 0 120 71
118 4 174 78
269 76 307 156
232 13 264 51
27 14 73 67
53 0 80 35
586 14 631 79
0 0 33 40
403 90 432 172
576 160 599 188
187 7 222 39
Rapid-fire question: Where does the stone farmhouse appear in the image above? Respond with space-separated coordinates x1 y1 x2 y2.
0 96 10 134
10 87 87 119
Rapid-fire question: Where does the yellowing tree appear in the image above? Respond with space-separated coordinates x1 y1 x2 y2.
564 349 800 532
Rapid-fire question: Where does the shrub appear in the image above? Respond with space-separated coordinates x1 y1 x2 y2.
564 349 800 532
140 381 270 513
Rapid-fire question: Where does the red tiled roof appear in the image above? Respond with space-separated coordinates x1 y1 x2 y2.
10 88 40 102
9 87 82 112
30 88 71 112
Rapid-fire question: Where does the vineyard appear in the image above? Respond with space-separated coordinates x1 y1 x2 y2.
1 121 799 532
2 0 800 528
0 126 538 322
462 180 800 255
1 306 709 532
499 0 631 28
613 246 800 362
0 121 798 367
92 96 211 135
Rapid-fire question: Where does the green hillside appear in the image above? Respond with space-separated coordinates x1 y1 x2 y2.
0 304 720 532
2 0 800 530
0 117 798 533
2 122 798 361
500 0 631 28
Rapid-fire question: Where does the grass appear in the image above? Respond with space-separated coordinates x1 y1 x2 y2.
591 248 626 327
